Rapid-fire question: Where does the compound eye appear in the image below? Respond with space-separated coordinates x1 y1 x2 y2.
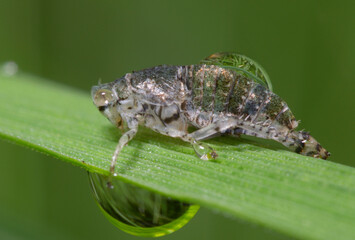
93 89 114 107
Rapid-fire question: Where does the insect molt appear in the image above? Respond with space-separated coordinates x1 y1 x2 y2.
92 52 330 177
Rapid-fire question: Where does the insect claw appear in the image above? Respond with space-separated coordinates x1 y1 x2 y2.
210 151 218 159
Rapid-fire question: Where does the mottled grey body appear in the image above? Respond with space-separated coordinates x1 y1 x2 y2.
92 64 329 175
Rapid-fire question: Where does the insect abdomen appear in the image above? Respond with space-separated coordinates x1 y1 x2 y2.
192 65 236 113
191 65 297 130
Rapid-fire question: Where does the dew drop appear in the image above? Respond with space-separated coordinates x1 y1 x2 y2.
201 52 272 90
88 172 199 237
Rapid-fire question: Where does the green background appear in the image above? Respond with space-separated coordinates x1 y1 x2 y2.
0 1 354 239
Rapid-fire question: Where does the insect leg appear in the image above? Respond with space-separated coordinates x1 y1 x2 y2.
190 119 240 140
110 121 138 176
186 119 240 160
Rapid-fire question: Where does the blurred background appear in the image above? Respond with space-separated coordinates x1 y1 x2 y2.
0 0 354 239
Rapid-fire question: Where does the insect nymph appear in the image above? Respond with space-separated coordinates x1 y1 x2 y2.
92 53 330 175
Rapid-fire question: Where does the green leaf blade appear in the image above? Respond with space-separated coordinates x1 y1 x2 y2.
0 73 354 240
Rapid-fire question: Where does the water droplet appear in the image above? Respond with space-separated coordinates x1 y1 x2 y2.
1 61 18 76
88 172 199 237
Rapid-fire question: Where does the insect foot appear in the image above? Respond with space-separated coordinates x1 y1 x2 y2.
191 140 218 160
